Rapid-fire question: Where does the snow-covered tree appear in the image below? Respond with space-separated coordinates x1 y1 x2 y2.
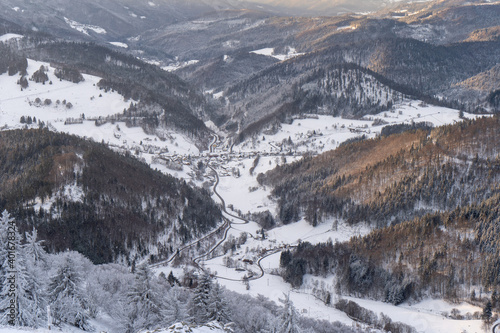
0 212 47 327
125 264 164 333
14 248 47 327
278 293 300 333
164 285 190 325
48 253 92 330
207 282 231 324
19 228 48 327
0 211 19 325
0 210 15 278
23 228 46 264
86 263 134 328
190 273 213 324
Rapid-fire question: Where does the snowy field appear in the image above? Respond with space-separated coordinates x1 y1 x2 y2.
250 46 305 61
238 101 485 154
0 57 200 157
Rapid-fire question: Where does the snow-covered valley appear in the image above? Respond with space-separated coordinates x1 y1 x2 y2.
0 29 497 333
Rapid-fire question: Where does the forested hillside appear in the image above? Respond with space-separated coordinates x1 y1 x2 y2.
260 116 500 226
270 116 500 305
0 129 222 264
224 63 408 139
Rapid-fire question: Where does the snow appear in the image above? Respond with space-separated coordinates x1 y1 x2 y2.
11 7 20 12
63 17 106 36
212 91 224 99
251 47 274 56
162 60 199 72
0 34 23 42
204 120 218 132
405 298 482 317
0 60 128 122
214 156 281 214
109 42 128 48
31 183 84 215
148 1 156 6
250 47 304 61
337 25 356 31
344 296 485 333
138 322 226 332
0 59 200 166
239 101 487 155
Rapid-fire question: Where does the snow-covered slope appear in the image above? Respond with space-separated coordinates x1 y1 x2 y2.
0 57 200 156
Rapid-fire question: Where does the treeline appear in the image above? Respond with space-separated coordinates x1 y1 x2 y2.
260 116 500 227
380 121 434 137
335 299 417 333
0 129 221 264
0 43 27 76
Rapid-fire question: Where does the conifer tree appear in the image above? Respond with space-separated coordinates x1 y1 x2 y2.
190 273 213 324
207 282 231 323
0 211 18 325
48 253 92 330
0 213 47 327
125 264 163 332
278 293 300 333
483 301 493 324
164 285 189 325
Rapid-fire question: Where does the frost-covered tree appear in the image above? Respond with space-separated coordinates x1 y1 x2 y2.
48 253 92 331
17 228 49 327
125 264 164 333
15 246 47 327
23 228 46 264
279 293 300 333
190 273 213 324
164 285 190 325
0 211 18 325
86 263 134 329
207 282 231 324
0 210 14 271
0 213 47 327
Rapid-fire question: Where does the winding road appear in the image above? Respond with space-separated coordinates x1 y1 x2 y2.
192 165 266 282
151 155 287 283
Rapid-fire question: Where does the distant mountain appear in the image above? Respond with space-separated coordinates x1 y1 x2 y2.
246 0 432 15
176 51 279 93
0 0 265 41
396 0 500 44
